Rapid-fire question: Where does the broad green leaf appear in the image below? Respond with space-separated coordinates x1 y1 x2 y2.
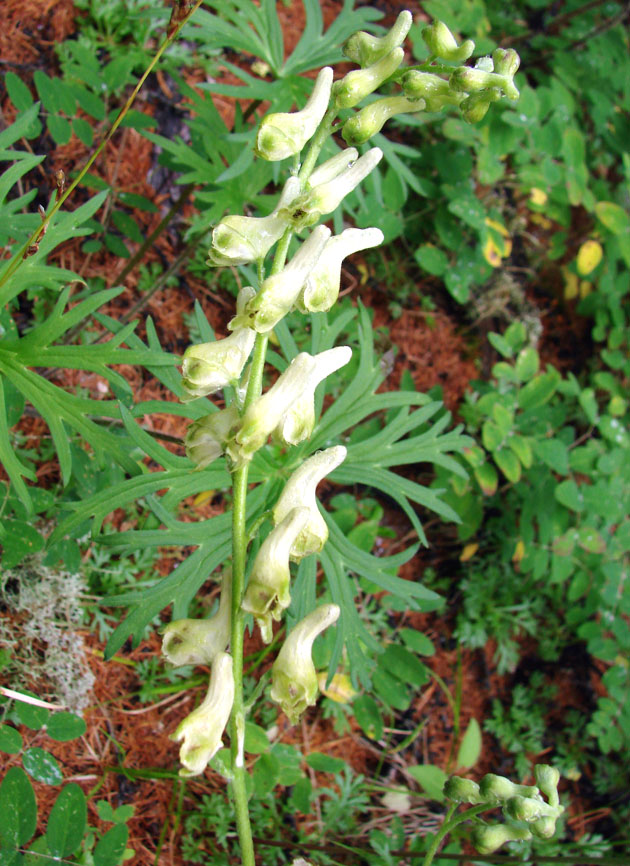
379 645 429 688
474 462 498 496
595 201 630 235
305 753 347 773
508 434 533 469
244 723 270 755
0 767 37 849
0 725 23 754
456 718 482 769
407 764 447 801
517 370 559 410
494 447 521 483
532 439 569 475
514 346 539 381
576 526 606 555
46 713 87 742
15 694 49 730
93 823 129 866
352 695 383 740
400 628 435 657
22 748 63 785
554 479 584 512
415 244 448 276
252 752 279 798
373 668 410 711
5 72 34 111
46 784 87 858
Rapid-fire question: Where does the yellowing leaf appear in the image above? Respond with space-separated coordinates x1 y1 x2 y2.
317 672 356 704
530 187 547 206
460 542 479 562
193 490 215 506
579 280 592 298
530 213 552 229
357 263 369 286
563 270 579 300
512 539 525 563
485 218 510 238
576 239 603 275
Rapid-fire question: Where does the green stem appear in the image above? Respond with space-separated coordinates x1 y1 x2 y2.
422 803 489 866
298 106 338 183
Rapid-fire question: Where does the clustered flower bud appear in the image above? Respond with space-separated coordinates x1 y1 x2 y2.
162 575 232 666
270 603 340 722
422 20 474 62
343 10 412 67
333 47 404 109
402 71 464 111
342 97 425 146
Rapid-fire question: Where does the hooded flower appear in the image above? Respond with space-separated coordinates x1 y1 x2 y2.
231 347 351 462
207 177 300 266
333 47 404 109
305 148 358 188
228 226 330 334
270 603 340 723
449 64 520 101
241 508 311 643
256 67 333 161
272 446 347 560
170 652 234 777
162 575 232 666
181 287 256 400
297 227 384 313
342 97 425 146
422 20 474 62
470 824 532 855
185 406 240 469
343 10 412 67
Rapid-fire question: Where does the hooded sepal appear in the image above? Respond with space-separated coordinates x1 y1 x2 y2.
170 652 234 777
185 406 240 469
162 575 232 666
333 47 404 109
270 603 340 723
343 10 412 67
422 20 474 62
342 97 425 146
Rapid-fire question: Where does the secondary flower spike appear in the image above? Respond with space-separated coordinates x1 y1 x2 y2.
241 507 311 643
343 10 412 67
272 445 347 560
298 227 384 313
162 575 232 666
170 652 234 776
270 603 340 723
256 67 333 161
207 177 300 266
181 287 256 400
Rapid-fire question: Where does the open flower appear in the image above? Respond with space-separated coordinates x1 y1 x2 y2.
333 47 404 109
298 227 384 313
229 226 331 334
273 446 347 560
270 603 340 723
170 652 234 777
207 177 300 266
181 288 256 400
305 148 358 188
162 575 232 666
185 406 240 469
256 67 333 161
343 10 412 67
241 508 310 642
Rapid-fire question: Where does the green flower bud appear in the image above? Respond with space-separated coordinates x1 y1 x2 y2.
470 823 532 855
493 48 520 78
449 66 519 100
270 603 340 722
207 177 300 266
181 287 256 400
422 21 474 62
530 816 558 839
273 446 347 560
479 774 539 803
459 90 500 123
287 148 383 229
229 226 330 334
342 97 424 146
402 70 464 111
170 652 234 776
343 10 412 67
333 47 404 109
256 67 333 161
534 765 561 808
298 227 384 313
162 576 232 666
185 406 240 470
306 148 358 188
503 795 556 823
444 776 483 804
241 508 311 642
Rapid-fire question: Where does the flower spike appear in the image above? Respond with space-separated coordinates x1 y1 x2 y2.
270 603 340 723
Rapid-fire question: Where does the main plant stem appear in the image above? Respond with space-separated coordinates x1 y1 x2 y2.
422 803 489 866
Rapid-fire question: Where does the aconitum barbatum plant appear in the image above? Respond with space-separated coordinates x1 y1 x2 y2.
161 11 525 865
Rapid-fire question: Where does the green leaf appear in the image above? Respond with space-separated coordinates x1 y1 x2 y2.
73 117 94 147
305 753 347 773
517 370 559 410
0 767 37 849
372 668 410 711
380 645 429 688
555 479 584 513
33 71 60 112
5 72 34 111
94 823 129 866
22 748 63 785
456 718 482 769
47 115 73 145
595 201 630 235
0 725 23 754
252 752 279 798
352 695 383 740
494 447 521 483
474 462 498 496
407 764 447 801
46 784 87 858
532 438 569 475
15 694 49 730
508 434 533 469
46 713 87 742
0 520 44 568
400 628 435 657
414 244 448 276
482 419 503 451
576 526 606 555
243 722 270 755
514 346 539 382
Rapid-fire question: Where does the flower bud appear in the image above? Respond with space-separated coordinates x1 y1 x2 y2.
534 765 561 808
479 774 538 803
333 47 404 109
170 652 234 776
298 227 384 313
185 406 240 469
343 10 412 67
256 67 333 161
503 795 556 824
422 20 474 62
241 508 311 642
229 226 331 334
207 177 300 266
443 776 483 804
306 148 358 188
470 823 532 855
270 603 340 722
402 70 464 111
449 66 519 100
181 287 256 400
493 48 520 78
162 576 232 666
459 90 500 124
273 446 347 560
342 97 424 146
530 816 558 839
287 148 383 229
